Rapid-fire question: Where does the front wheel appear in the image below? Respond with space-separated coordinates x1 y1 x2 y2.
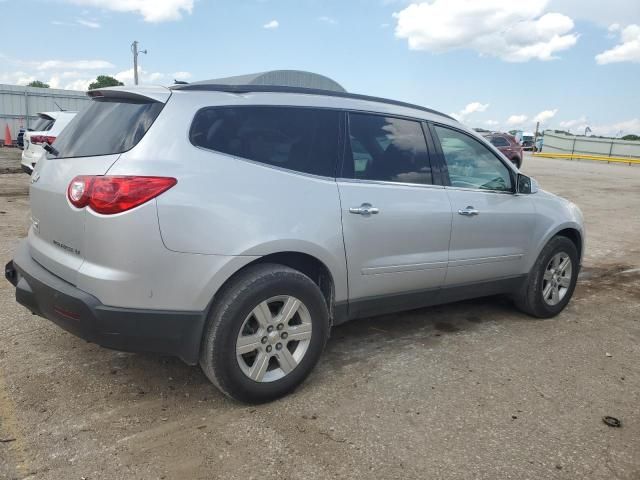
513 236 579 318
200 264 330 403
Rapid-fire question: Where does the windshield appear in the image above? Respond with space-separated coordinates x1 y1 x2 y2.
50 97 164 159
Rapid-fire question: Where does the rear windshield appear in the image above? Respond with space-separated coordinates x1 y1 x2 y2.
30 117 53 132
50 97 164 158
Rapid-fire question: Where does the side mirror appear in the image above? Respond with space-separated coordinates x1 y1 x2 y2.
517 174 539 194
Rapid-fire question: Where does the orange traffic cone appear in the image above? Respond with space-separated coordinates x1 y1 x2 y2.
4 124 12 147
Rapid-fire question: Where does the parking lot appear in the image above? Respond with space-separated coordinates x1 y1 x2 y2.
0 151 638 480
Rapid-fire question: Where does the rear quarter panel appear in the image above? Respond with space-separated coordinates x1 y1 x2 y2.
106 91 349 302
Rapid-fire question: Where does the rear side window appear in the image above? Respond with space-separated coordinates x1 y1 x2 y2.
344 113 432 185
190 106 341 177
51 98 164 158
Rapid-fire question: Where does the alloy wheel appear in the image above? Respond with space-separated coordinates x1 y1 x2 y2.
542 252 572 306
236 295 313 382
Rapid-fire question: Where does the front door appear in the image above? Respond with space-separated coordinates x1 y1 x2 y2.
430 124 536 286
338 113 452 316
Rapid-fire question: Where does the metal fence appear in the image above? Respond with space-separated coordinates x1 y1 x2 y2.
542 130 640 159
1 84 90 143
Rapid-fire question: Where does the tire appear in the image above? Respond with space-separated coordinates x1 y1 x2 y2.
513 236 579 318
200 263 330 403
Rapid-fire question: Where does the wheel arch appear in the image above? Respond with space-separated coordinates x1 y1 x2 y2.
529 223 584 272
205 244 346 324
555 227 583 260
244 252 336 314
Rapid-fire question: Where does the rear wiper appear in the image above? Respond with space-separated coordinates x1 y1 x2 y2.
43 143 60 157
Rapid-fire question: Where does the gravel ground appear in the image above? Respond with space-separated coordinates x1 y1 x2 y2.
0 148 22 174
0 154 638 480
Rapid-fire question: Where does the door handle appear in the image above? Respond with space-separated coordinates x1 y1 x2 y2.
458 206 479 216
349 203 380 217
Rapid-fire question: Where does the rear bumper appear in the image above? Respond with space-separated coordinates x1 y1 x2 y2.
5 240 206 365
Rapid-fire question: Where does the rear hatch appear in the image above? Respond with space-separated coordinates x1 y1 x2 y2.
28 87 170 285
23 114 56 164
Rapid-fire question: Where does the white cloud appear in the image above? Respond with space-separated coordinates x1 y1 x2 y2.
594 118 640 136
595 24 640 64
558 118 640 137
66 0 193 22
35 59 114 70
63 78 95 91
51 18 102 28
558 116 588 130
549 0 640 28
263 20 279 29
0 71 36 86
484 120 500 127
318 16 338 25
76 18 101 28
115 68 165 85
173 71 192 80
0 53 190 90
533 109 558 124
393 0 578 62
450 101 489 121
507 114 529 126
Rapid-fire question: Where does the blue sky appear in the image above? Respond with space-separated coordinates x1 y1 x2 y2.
1 0 639 135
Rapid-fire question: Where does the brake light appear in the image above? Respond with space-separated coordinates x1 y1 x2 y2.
30 135 56 145
67 176 177 214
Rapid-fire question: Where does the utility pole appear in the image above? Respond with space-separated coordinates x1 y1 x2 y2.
131 41 147 85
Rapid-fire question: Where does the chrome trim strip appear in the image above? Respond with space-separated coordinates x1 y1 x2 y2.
448 254 523 267
362 261 448 275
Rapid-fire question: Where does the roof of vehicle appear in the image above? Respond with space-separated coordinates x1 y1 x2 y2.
37 111 77 120
166 69 453 121
171 83 455 121
185 70 347 93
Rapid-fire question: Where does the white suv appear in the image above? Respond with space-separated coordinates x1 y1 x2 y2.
21 111 77 173
6 80 584 403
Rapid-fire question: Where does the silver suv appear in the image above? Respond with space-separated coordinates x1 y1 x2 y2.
5 80 584 403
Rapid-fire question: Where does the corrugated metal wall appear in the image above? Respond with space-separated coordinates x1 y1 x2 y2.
0 84 90 142
542 130 640 159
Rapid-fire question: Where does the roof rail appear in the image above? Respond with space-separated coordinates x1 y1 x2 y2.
170 83 455 121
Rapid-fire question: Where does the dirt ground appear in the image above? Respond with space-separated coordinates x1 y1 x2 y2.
0 152 638 480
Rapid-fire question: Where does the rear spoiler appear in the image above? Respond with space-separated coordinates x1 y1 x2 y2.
87 85 171 103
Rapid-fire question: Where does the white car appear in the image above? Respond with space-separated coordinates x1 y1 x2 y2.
21 111 77 174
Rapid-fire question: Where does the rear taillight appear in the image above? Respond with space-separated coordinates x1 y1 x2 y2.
67 176 177 214
30 135 56 145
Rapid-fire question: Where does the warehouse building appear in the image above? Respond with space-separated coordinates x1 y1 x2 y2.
0 84 90 143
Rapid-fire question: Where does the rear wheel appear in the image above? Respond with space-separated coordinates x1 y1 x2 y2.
200 263 329 403
514 236 579 318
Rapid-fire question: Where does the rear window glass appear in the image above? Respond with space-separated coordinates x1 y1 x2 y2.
50 98 163 158
488 136 510 147
190 106 341 177
29 117 53 132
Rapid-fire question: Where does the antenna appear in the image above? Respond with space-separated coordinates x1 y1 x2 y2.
54 101 65 111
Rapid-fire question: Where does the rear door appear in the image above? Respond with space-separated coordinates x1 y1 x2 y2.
28 90 168 284
338 112 452 316
429 124 535 286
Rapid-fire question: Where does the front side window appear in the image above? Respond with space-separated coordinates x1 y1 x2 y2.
434 126 513 192
190 106 340 177
344 113 432 185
